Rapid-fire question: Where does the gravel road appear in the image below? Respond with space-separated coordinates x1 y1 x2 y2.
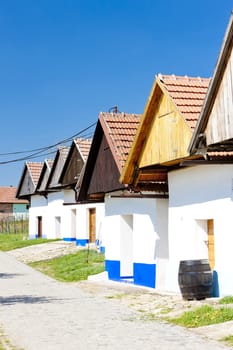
0 243 231 349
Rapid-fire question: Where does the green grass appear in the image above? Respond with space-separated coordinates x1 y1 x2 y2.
0 327 19 350
219 295 233 304
0 233 59 251
222 335 233 346
168 304 233 328
29 249 105 282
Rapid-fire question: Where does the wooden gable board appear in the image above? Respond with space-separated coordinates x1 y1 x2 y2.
16 162 43 199
120 77 192 184
77 118 126 202
59 140 86 188
87 132 123 196
46 147 69 190
36 160 53 193
77 121 104 201
189 13 233 153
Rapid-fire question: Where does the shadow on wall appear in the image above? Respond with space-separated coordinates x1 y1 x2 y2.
213 270 219 297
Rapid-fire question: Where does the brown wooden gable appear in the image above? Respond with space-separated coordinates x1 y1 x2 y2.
36 160 53 194
59 142 85 188
77 121 103 201
88 133 124 196
77 115 133 202
46 147 69 190
78 112 141 202
190 13 233 153
17 167 34 199
16 162 43 200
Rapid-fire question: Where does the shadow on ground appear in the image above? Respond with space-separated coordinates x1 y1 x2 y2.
0 273 23 279
0 295 63 305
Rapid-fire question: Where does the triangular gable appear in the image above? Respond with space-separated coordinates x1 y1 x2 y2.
16 162 43 199
36 159 54 194
78 112 140 202
190 13 233 153
59 138 92 188
46 146 69 191
120 74 209 185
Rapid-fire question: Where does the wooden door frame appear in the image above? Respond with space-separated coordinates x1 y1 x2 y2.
37 216 42 238
89 208 96 243
207 219 215 270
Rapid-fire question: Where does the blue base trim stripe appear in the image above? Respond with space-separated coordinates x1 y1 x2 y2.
105 260 120 280
29 235 37 239
63 237 76 242
105 260 156 288
76 239 89 246
100 246 105 254
134 262 156 288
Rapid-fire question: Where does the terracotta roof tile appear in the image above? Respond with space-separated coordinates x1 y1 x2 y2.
159 74 210 129
100 112 141 169
27 162 43 186
207 151 233 159
0 186 28 204
74 138 92 161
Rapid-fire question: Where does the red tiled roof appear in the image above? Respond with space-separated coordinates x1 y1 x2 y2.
100 112 141 169
0 186 28 204
27 162 43 186
159 74 210 129
75 138 92 161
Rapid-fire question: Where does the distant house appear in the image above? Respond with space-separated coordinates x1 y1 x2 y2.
0 186 29 218
16 162 44 237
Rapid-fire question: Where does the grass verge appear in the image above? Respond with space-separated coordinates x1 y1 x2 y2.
0 233 59 251
0 326 19 350
29 249 105 282
168 304 233 328
219 295 233 305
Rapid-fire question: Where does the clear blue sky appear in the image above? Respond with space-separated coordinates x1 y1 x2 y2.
0 0 232 186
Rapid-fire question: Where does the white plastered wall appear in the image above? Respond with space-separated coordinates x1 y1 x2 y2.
101 194 168 288
29 195 48 238
167 164 233 296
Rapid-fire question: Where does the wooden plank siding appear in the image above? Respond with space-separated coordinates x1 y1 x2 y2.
61 147 84 187
139 90 192 168
189 13 233 153
205 45 233 146
120 75 209 186
19 171 35 197
88 134 124 195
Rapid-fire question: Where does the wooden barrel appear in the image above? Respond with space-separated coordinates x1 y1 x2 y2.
178 259 213 300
